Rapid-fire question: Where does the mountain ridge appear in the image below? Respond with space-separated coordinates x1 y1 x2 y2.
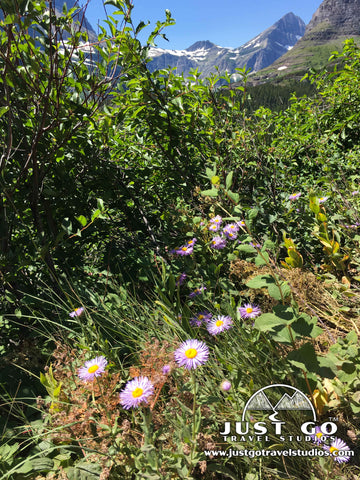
251 0 360 83
146 12 306 78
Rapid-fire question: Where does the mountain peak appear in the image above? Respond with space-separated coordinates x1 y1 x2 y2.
147 14 306 78
274 12 306 33
253 0 360 83
186 41 216 52
305 0 360 41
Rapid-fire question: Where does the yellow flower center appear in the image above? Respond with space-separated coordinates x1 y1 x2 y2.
188 240 193 244
246 307 253 314
229 233 234 237
320 197 324 201
215 219 219 223
75 308 82 314
198 315 204 320
132 387 144 398
88 365 99 374
216 320 224 327
316 432 322 438
185 348 198 359
182 246 188 251
329 446 339 455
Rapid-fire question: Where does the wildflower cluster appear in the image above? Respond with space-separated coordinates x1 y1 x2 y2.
174 238 197 256
310 427 351 463
208 216 241 250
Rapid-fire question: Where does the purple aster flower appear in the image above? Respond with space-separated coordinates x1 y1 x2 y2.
207 315 233 335
198 311 212 322
190 311 212 327
209 223 220 232
237 220 246 228
162 365 171 375
186 238 197 246
210 215 222 225
176 272 187 286
69 307 84 318
311 426 326 445
223 223 239 234
224 230 237 240
289 192 302 200
189 286 206 298
220 380 232 392
318 196 328 204
323 438 351 463
175 245 194 256
351 190 359 196
238 303 261 319
249 242 261 249
119 376 154 409
78 356 107 382
211 236 227 250
174 339 209 370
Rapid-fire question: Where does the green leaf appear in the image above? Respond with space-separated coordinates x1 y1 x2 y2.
246 274 275 289
248 208 259 220
291 314 323 339
91 209 100 222
237 244 257 253
254 312 289 331
205 166 216 178
288 343 336 377
267 283 283 300
97 198 105 211
226 190 239 203
287 343 319 372
200 188 218 197
346 331 358 343
76 215 87 227
225 171 233 190
255 252 269 266
0 106 9 118
65 462 102 480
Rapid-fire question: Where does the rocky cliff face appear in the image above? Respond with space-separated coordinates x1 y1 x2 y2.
253 0 360 82
305 0 360 41
147 12 305 78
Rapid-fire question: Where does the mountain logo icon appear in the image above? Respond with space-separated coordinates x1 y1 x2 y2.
241 384 316 422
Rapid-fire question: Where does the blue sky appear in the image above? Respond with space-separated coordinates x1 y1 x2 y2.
83 0 322 50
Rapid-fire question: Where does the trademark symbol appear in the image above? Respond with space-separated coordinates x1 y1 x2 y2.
329 417 338 422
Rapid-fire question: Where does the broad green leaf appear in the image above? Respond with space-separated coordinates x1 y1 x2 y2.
237 244 257 253
225 171 233 190
291 314 323 339
246 274 275 289
76 215 87 227
254 312 289 331
255 252 269 266
226 190 239 203
200 188 218 197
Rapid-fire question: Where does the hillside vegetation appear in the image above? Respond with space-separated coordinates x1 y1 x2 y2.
1 1 360 479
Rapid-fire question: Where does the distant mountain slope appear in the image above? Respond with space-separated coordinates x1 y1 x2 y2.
55 0 98 42
146 12 306 78
0 0 97 42
251 0 360 83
